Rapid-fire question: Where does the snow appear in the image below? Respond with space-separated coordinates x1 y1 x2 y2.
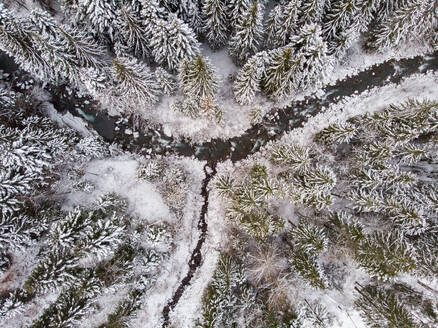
64 157 171 222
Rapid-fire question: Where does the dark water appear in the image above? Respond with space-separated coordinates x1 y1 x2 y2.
66 51 438 164
3 51 437 164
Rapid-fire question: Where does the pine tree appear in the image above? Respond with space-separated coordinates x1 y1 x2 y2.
202 0 230 48
228 0 264 65
140 0 168 39
179 55 219 99
316 121 357 144
150 14 200 71
0 5 50 80
369 0 438 50
270 144 312 173
290 222 328 256
176 0 203 35
356 231 416 280
265 1 301 48
263 45 300 99
155 67 176 96
117 4 150 59
233 51 267 105
354 284 416 328
111 56 161 108
300 0 327 25
292 23 332 90
227 0 252 26
77 0 119 40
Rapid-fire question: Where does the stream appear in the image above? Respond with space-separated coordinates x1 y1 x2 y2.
2 50 438 327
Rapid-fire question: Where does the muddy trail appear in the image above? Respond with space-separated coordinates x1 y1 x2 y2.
162 162 217 327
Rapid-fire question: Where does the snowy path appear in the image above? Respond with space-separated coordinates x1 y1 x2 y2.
161 163 217 327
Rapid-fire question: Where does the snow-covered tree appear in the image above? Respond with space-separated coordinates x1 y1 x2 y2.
355 284 416 328
140 0 168 38
202 0 230 48
265 1 301 48
227 0 252 26
299 0 327 25
0 5 50 80
369 0 438 50
117 4 150 58
150 15 200 71
176 0 203 35
228 0 264 64
262 45 300 99
111 56 161 108
233 51 267 105
292 23 332 90
155 67 176 95
77 0 119 40
179 55 219 99
356 231 416 280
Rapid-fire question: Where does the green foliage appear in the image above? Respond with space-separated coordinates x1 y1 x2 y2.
354 284 416 328
197 253 257 328
179 55 218 99
356 231 416 280
316 122 357 144
228 0 264 64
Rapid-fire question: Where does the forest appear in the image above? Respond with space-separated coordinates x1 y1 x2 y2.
0 0 438 327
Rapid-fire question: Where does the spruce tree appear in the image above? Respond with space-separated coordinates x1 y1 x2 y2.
265 1 301 48
299 0 327 25
356 231 416 280
179 55 219 99
155 67 176 95
369 0 438 50
233 51 267 105
228 0 265 65
111 56 161 108
354 284 416 328
0 5 49 80
292 23 332 90
202 0 230 49
150 14 200 71
77 0 118 40
117 4 150 59
262 45 300 99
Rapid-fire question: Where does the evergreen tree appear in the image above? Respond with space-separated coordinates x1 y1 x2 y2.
228 0 264 64
117 4 150 58
77 0 119 40
111 56 161 108
316 121 357 144
176 0 203 35
155 67 176 95
369 0 438 50
299 0 327 25
356 231 416 280
263 45 300 99
140 0 168 39
179 55 219 99
0 5 50 80
227 0 252 26
354 284 416 328
292 23 332 90
233 51 267 105
150 14 200 71
202 0 230 48
265 1 301 48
